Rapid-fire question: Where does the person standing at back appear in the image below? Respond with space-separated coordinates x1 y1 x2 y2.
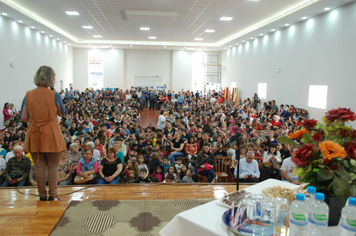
20 66 66 201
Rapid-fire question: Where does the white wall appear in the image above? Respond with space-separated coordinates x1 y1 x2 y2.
172 50 194 92
0 15 73 128
73 48 125 90
221 1 356 121
124 50 172 89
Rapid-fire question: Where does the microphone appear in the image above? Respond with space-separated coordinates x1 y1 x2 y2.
229 133 241 142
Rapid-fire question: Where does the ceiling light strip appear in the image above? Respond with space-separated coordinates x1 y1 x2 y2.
2 0 78 42
217 0 319 46
77 40 216 47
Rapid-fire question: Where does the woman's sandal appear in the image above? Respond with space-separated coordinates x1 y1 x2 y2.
48 196 61 201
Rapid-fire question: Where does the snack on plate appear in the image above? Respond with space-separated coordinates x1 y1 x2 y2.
222 189 250 206
261 185 307 203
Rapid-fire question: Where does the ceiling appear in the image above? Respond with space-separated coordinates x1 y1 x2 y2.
0 0 354 51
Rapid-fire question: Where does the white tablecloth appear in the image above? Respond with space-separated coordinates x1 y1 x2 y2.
159 179 340 236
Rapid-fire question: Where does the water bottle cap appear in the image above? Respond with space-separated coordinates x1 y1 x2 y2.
296 193 305 201
349 197 356 206
315 193 325 201
307 186 316 193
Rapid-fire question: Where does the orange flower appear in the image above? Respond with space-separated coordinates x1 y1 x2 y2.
288 129 310 139
319 140 347 161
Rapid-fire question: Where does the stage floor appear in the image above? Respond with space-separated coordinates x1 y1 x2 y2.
0 183 248 236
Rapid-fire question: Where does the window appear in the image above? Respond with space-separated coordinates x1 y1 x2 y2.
258 83 267 99
308 85 328 109
88 50 104 90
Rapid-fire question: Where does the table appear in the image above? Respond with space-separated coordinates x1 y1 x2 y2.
159 179 340 236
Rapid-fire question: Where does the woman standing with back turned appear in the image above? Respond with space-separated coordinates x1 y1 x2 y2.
20 66 66 201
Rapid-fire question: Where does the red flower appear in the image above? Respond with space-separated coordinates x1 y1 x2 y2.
312 133 322 142
301 119 318 129
329 163 339 170
346 141 356 161
353 130 356 138
292 144 315 167
325 108 356 122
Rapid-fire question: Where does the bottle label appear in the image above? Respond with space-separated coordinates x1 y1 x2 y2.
341 217 356 232
309 213 328 226
256 201 261 217
290 213 308 226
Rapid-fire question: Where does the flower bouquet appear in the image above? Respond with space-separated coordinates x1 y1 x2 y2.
277 108 356 202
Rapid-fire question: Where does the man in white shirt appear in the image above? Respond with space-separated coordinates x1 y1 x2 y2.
281 150 301 185
235 151 260 183
157 110 166 130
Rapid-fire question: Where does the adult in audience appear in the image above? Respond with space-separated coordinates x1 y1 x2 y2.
76 149 99 184
67 143 82 167
86 141 101 161
20 66 66 201
168 131 185 164
235 150 260 183
196 142 216 182
113 141 125 163
263 143 282 179
157 110 166 129
98 147 123 184
1 145 31 187
3 103 14 127
281 148 301 184
58 151 72 186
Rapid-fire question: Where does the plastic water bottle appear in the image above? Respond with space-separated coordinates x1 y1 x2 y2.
308 193 329 235
305 186 316 206
340 197 356 236
288 193 308 236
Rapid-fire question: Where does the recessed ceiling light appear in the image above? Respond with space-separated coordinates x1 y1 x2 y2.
164 46 167 48
302 17 307 20
49 35 53 37
185 47 187 49
68 44 71 45
324 7 330 11
235 43 239 45
205 29 215 33
271 29 275 31
285 23 289 26
65 11 79 15
140 27 150 31
82 26 93 29
18 20 23 23
220 17 233 21
130 45 132 47
250 37 254 39
40 31 44 33
148 36 156 39
93 35 102 38
2 13 7 16
224 48 227 49
30 26 35 29
56 38 60 40
260 33 264 36
229 46 232 47
195 38 203 41
63 41 66 43
109 45 112 46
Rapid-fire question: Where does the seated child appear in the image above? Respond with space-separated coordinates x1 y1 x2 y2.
151 165 165 183
162 157 170 174
175 157 183 174
163 173 174 183
136 168 151 183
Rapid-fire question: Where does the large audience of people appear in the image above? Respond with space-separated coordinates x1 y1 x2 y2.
0 86 310 186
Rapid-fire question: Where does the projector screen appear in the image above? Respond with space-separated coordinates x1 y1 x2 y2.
134 76 162 87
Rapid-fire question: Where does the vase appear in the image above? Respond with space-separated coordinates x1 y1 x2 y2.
324 195 346 226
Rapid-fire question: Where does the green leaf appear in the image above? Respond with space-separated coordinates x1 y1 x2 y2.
292 167 304 176
340 126 353 131
322 126 329 136
276 136 300 148
313 168 320 172
350 159 356 166
317 168 334 181
301 133 313 144
350 173 356 181
318 164 325 168
322 116 332 126
334 166 350 180
333 176 351 202
328 126 333 132
344 160 351 169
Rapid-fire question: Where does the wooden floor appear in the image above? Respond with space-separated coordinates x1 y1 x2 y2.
0 183 249 236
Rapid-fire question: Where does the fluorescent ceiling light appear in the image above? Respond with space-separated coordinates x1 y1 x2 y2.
242 41 246 43
250 37 254 39
30 26 35 28
56 38 60 40
65 11 79 15
205 29 215 33
235 43 239 45
93 35 102 38
18 20 23 23
260 33 264 36
49 35 53 37
220 17 233 21
2 13 7 16
148 36 156 39
82 26 93 29
224 48 227 49
164 46 166 48
324 8 330 11
130 45 132 47
68 44 71 45
195 38 203 41
140 27 150 31
285 23 289 26
271 29 275 31
302 16 307 19
40 31 44 33
229 46 232 47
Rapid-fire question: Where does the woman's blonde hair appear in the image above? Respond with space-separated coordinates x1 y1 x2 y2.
34 66 55 87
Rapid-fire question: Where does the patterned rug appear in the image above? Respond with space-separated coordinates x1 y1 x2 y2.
50 199 212 236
